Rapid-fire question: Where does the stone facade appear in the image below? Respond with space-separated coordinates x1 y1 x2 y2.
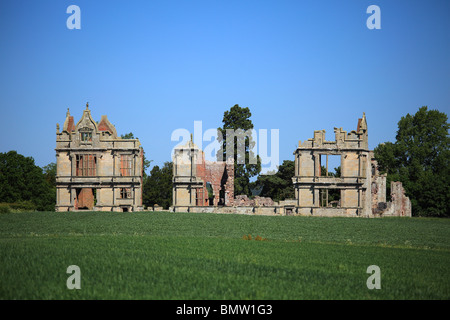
292 113 411 217
172 137 234 211
55 104 144 212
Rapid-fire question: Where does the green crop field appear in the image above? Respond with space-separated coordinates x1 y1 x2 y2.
0 211 449 300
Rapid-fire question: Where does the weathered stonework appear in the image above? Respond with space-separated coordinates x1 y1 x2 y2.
389 181 412 217
292 113 411 217
234 195 274 207
172 138 234 209
373 181 412 217
170 113 410 217
292 113 370 216
55 104 144 212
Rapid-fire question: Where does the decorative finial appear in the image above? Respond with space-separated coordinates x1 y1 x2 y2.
86 102 89 110
190 133 193 142
66 108 70 117
56 123 60 133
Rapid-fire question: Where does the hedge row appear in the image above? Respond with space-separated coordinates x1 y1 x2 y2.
0 202 37 213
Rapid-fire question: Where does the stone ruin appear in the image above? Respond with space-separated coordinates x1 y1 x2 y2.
291 113 411 217
170 137 297 215
55 106 411 217
170 113 411 217
372 181 412 217
55 104 144 212
171 137 234 210
234 195 274 207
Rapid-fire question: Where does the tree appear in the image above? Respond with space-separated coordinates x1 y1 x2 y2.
0 151 55 211
321 165 341 177
252 160 294 202
374 106 449 217
143 162 173 209
121 132 135 139
41 162 57 210
42 162 56 188
217 104 261 196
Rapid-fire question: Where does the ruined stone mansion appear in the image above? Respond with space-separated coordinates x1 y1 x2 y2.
291 113 410 217
55 105 410 217
55 104 144 212
171 113 411 217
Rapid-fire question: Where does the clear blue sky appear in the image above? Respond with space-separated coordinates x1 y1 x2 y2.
0 0 449 174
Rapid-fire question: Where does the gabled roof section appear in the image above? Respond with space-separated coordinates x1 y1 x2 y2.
62 108 75 133
98 115 118 138
75 103 98 133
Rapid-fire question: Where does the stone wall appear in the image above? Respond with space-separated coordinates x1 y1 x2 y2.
202 160 234 206
233 195 274 207
371 181 412 217
388 181 412 217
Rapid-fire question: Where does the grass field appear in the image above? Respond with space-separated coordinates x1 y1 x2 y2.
0 211 449 300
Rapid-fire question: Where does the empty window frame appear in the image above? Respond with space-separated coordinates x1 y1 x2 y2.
319 189 341 207
120 154 133 176
319 154 341 177
76 154 97 176
80 131 92 142
120 188 132 199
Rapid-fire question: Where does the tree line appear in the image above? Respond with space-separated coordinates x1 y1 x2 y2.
0 106 447 217
0 151 55 212
374 107 449 217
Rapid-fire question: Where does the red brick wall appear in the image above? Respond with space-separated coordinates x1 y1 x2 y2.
205 161 226 205
194 151 234 206
76 188 94 210
98 118 113 133
67 116 75 132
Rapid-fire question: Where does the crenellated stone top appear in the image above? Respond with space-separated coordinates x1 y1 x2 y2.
295 113 368 152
